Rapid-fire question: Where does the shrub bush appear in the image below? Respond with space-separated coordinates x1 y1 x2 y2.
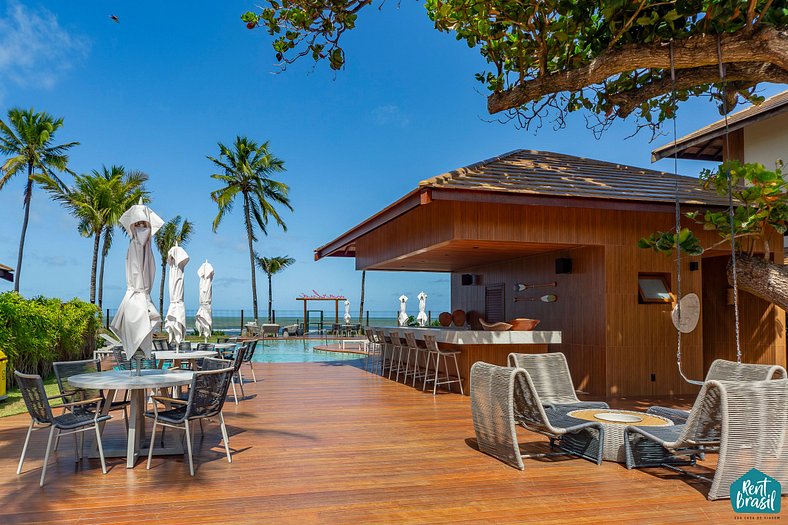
0 292 100 388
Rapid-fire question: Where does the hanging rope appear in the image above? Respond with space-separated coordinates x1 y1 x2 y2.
669 42 703 386
717 36 743 364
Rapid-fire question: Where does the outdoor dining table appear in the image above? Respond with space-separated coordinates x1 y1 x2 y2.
153 350 219 369
68 369 194 468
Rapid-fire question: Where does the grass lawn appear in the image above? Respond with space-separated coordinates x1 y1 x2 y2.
0 376 62 418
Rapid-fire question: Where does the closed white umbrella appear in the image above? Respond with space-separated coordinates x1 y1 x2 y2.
417 291 428 327
110 202 164 360
195 260 214 341
164 245 190 345
398 294 408 326
343 299 351 324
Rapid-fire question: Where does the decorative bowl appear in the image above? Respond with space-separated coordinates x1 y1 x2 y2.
479 319 513 331
507 318 540 331
452 309 467 327
438 312 453 327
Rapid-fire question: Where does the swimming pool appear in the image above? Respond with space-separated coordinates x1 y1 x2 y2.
251 338 362 363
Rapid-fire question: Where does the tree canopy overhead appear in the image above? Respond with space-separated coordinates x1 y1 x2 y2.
243 1 788 134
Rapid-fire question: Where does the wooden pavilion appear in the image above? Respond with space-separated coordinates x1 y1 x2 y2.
316 150 786 398
296 293 347 325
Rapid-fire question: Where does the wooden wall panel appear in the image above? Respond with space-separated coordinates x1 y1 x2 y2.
451 246 607 396
701 255 786 370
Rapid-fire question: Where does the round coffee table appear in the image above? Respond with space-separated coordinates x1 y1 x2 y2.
567 408 673 462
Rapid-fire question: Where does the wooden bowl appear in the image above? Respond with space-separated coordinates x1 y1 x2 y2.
438 312 453 327
508 318 540 331
452 309 466 327
479 319 513 331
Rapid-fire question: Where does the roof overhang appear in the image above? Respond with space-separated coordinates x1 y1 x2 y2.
314 187 723 261
651 91 788 162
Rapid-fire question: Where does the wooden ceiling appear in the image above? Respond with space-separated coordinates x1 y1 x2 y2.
365 240 575 272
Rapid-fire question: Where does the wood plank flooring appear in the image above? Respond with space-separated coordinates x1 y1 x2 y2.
0 359 747 524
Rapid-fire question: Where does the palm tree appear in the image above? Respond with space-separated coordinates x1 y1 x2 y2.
155 216 195 315
256 255 295 322
36 166 148 304
96 167 149 311
0 108 79 292
209 136 292 321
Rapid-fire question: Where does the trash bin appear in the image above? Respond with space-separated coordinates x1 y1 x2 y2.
0 350 7 401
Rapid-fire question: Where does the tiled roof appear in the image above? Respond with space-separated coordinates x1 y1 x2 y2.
652 90 788 161
420 149 730 206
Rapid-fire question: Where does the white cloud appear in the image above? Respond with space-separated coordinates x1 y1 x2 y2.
0 1 89 100
370 105 410 128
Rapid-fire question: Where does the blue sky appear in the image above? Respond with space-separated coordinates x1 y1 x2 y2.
0 1 783 317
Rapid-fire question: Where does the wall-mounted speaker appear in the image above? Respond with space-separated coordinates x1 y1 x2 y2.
461 274 473 286
555 258 572 274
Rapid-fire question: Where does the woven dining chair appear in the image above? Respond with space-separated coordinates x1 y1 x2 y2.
15 371 110 486
145 366 235 476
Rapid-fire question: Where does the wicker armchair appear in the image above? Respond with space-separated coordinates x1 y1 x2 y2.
228 342 250 404
507 352 608 412
145 366 235 476
241 340 258 383
648 359 788 424
625 379 788 500
15 371 110 486
470 362 604 470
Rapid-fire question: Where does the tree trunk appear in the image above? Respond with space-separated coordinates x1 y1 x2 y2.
243 194 258 321
89 232 100 303
359 270 366 326
159 261 167 317
268 274 273 323
97 228 109 310
727 254 788 312
14 168 34 293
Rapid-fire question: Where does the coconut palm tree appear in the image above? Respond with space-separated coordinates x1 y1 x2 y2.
209 136 291 322
35 166 147 304
0 108 79 292
256 255 295 322
96 167 149 311
154 216 195 315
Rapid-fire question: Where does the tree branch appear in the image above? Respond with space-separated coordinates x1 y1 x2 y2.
611 63 788 117
487 26 788 114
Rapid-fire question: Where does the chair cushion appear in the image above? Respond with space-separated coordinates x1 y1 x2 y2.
145 406 188 424
54 411 111 430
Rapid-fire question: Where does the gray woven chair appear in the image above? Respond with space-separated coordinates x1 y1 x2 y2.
15 371 110 486
240 340 258 383
111 345 157 370
507 352 608 412
625 379 788 500
52 359 129 444
145 366 235 476
648 359 788 424
228 342 250 404
470 362 604 470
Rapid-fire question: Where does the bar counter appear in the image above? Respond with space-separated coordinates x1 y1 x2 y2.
372 326 562 394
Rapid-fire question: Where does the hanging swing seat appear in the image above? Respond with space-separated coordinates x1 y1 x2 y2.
648 359 787 424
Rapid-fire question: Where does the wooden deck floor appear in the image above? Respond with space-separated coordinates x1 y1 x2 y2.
0 360 746 524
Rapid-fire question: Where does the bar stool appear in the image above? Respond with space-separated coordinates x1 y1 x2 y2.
388 331 406 381
364 329 381 373
423 334 464 395
374 329 390 376
403 332 428 388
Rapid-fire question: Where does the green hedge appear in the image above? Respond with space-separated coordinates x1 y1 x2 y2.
0 292 100 388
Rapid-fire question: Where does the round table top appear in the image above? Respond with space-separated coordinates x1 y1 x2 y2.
567 408 672 427
153 350 217 360
69 370 194 390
